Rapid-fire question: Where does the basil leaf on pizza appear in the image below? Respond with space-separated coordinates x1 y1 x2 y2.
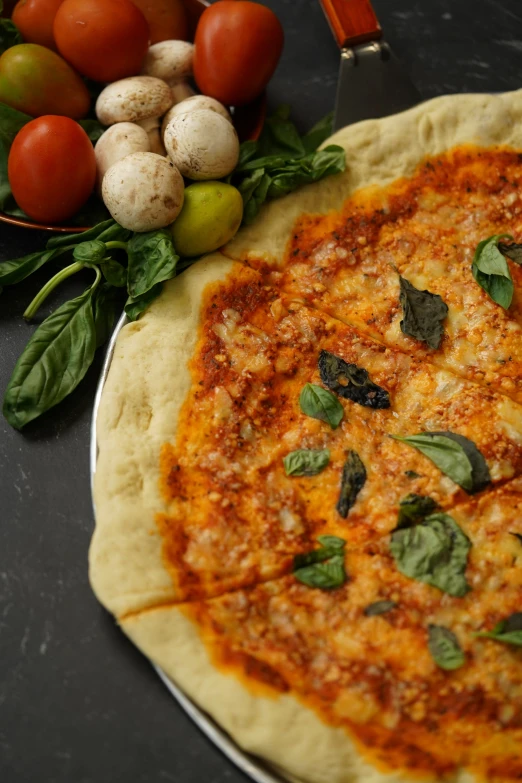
390 512 471 597
472 233 514 309
299 383 344 428
476 612 522 646
364 600 397 617
337 450 366 517
510 532 522 545
294 535 347 590
404 469 421 479
396 493 438 529
283 449 330 476
398 277 448 349
391 432 490 493
428 625 465 670
498 240 522 265
127 229 179 298
318 350 390 409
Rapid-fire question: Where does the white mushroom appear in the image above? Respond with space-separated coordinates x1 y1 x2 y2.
135 117 166 156
95 122 150 195
161 95 232 138
96 76 173 126
164 109 239 180
169 81 196 105
102 152 185 232
142 40 194 83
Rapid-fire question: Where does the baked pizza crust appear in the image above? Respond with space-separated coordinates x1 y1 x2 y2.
90 90 522 783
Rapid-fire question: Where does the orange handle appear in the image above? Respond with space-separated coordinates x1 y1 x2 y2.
319 0 382 48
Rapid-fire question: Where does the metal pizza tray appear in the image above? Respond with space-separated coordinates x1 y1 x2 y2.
90 312 286 783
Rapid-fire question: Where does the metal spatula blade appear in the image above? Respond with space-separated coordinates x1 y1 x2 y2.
320 0 422 131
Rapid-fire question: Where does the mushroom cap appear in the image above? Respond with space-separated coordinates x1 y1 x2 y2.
164 109 240 181
142 40 194 83
161 94 231 137
95 122 150 194
96 77 173 125
102 152 185 232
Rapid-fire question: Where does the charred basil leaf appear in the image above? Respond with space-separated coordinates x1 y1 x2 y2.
476 612 522 647
283 449 330 477
293 535 347 590
498 241 522 265
404 469 421 479
472 234 514 309
337 450 366 517
428 625 465 670
318 350 390 409
510 532 522 545
399 276 448 349
390 512 471 597
364 600 397 617
392 432 479 493
396 493 438 529
299 383 344 429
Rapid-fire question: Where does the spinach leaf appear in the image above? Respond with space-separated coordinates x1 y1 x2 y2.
2 276 100 429
510 532 522 545
283 449 330 477
299 383 344 429
318 350 390 409
396 493 438 529
0 102 31 210
302 112 334 154
337 450 366 518
101 259 126 288
364 600 397 617
78 119 106 144
92 283 118 348
127 229 178 298
476 612 522 647
0 245 72 288
472 234 514 309
293 535 347 590
392 433 473 492
428 625 465 670
399 276 448 349
46 219 117 249
73 240 108 264
0 12 22 56
498 241 522 265
390 512 471 597
124 282 163 321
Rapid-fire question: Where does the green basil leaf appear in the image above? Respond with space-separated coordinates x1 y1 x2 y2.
364 600 397 617
317 535 345 550
0 245 72 287
318 349 390 409
396 493 438 529
124 282 163 321
93 283 118 348
293 535 346 569
46 219 117 249
471 234 514 309
73 240 107 263
392 433 473 491
428 625 465 670
476 612 522 646
299 383 343 429
399 276 448 349
404 470 421 479
428 430 491 493
2 284 98 429
498 241 522 265
96 222 131 244
510 532 522 545
283 448 330 477
127 229 178 298
293 534 347 590
390 512 471 597
337 450 366 518
78 119 106 144
0 102 32 210
101 259 126 288
302 112 334 154
0 16 22 56
256 105 306 158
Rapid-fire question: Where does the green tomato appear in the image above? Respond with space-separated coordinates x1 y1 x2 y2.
171 181 243 257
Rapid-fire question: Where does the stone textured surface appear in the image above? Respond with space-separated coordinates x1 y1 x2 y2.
1 1 522 781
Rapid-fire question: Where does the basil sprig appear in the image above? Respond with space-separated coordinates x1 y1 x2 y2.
293 535 347 590
391 431 490 494
390 512 471 597
299 383 343 429
396 493 438 529
428 625 465 670
476 612 522 647
337 450 366 517
364 600 397 617
318 350 390 409
283 449 330 477
471 234 515 309
399 276 448 349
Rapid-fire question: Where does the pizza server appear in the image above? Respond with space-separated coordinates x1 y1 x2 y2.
320 0 422 130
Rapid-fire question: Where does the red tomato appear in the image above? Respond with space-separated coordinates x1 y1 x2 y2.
53 0 149 82
194 1 284 106
129 0 188 44
12 0 65 50
8 116 96 224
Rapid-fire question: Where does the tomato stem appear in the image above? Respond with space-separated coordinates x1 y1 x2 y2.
23 260 85 321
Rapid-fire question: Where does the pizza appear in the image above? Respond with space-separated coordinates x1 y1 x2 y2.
90 91 522 783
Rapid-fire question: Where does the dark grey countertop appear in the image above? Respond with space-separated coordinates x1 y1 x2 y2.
1 1 522 781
